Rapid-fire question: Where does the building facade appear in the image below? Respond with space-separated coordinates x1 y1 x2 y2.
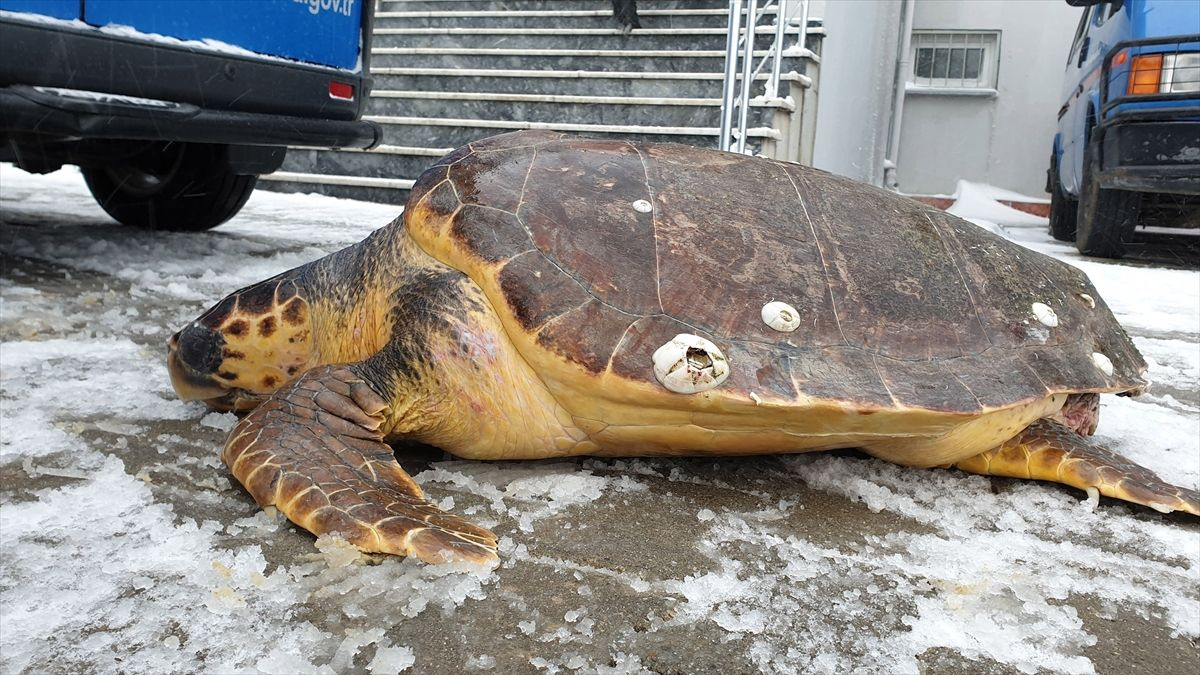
809 0 1082 198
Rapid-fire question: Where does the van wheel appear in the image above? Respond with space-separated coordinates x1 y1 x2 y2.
83 143 256 232
1047 154 1077 242
1075 138 1139 258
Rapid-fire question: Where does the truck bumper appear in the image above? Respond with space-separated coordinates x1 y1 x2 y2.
1097 118 1200 195
0 84 382 150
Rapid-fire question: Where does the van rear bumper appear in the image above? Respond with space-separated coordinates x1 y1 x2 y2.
0 84 382 149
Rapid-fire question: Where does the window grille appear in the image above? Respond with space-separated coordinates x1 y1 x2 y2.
910 31 1000 91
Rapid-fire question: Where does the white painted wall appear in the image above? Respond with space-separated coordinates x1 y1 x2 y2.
809 0 903 186
894 0 1082 196
807 0 1081 197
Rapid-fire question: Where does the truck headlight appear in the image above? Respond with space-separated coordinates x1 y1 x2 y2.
1162 53 1199 93
1127 52 1199 95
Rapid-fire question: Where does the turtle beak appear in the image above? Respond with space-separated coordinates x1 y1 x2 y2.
167 326 229 403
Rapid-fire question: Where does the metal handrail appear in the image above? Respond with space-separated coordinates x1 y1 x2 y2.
718 0 807 153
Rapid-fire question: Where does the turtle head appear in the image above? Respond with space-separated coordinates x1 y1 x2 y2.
168 274 318 411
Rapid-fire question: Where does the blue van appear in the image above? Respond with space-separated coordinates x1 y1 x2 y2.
0 0 380 231
1048 0 1199 258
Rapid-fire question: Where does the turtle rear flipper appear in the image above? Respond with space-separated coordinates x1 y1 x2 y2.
222 365 499 564
953 419 1200 516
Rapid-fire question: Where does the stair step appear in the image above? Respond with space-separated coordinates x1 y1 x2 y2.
370 67 808 97
373 26 783 35
291 143 454 157
259 171 416 190
368 89 787 127
367 114 779 136
371 90 795 108
374 7 768 29
369 46 811 73
381 1 726 11
371 25 785 50
280 147 444 190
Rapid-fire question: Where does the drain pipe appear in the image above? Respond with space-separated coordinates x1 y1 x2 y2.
883 0 915 190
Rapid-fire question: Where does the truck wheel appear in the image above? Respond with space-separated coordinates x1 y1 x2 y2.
1075 139 1139 259
1047 154 1077 242
82 143 256 232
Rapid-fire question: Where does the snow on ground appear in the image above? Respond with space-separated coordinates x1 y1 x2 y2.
1 165 1198 674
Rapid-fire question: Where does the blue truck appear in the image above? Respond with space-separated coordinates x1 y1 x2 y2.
1049 0 1199 258
0 0 380 231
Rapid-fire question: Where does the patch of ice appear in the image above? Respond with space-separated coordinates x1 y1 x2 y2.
314 534 365 568
199 412 237 432
594 652 649 674
367 643 415 674
505 472 607 510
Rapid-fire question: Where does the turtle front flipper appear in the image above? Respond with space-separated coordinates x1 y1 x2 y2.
952 419 1199 516
221 365 499 564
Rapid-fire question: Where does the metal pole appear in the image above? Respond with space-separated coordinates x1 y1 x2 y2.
718 0 744 151
798 0 810 55
736 0 759 152
884 0 915 189
768 1 785 98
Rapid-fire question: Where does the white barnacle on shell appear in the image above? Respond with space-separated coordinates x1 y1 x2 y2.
652 334 730 394
1077 292 1096 309
1031 302 1059 328
632 199 653 213
1092 351 1114 376
761 301 801 332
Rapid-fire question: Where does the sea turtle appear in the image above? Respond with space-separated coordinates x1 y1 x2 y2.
168 130 1199 564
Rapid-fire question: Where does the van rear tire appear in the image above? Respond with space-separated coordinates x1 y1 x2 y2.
83 142 256 232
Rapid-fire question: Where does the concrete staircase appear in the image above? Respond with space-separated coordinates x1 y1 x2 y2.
260 0 822 205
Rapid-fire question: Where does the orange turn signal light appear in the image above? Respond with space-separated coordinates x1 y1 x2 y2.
1111 49 1129 67
1128 53 1163 95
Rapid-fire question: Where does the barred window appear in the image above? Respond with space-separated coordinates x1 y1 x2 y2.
910 31 1000 91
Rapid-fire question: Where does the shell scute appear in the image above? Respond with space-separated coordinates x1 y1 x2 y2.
722 341 797 401
423 179 460 219
944 353 1049 408
497 253 591 332
873 355 980 413
447 146 533 213
536 300 637 374
788 348 895 410
451 205 532 264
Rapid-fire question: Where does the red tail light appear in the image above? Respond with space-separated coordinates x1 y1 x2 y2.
328 81 354 101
